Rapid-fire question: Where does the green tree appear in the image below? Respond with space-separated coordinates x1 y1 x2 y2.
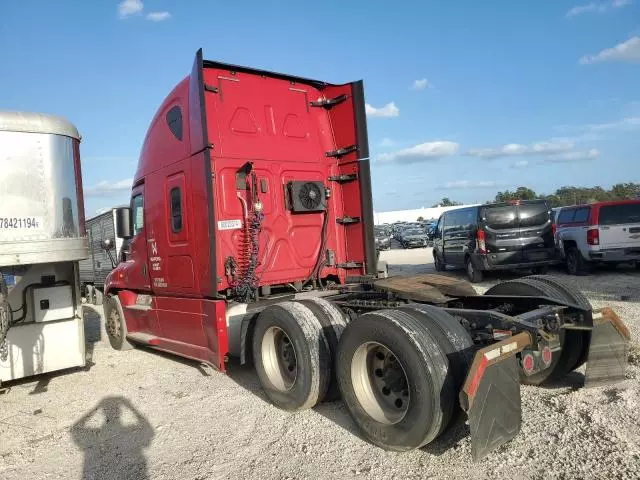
495 186 537 203
431 197 462 207
611 183 640 200
417 216 425 221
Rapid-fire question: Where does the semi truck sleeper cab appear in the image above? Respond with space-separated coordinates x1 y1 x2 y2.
103 50 630 461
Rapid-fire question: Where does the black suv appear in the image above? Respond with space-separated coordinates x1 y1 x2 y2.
432 200 556 282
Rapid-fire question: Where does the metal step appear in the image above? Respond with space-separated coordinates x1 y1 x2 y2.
126 332 160 346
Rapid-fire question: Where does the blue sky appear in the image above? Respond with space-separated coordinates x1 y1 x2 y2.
1 1 639 215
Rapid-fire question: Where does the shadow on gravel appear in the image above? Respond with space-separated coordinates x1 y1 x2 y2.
71 396 153 480
225 359 271 404
225 358 366 437
138 347 213 377
224 358 472 454
536 371 585 391
422 418 470 456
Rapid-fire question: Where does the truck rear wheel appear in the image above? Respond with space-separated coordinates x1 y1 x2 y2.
103 294 134 351
484 277 584 385
566 247 589 276
336 309 453 451
296 298 349 401
527 275 592 371
253 302 331 411
399 304 474 426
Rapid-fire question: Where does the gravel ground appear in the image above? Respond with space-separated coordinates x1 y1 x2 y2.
1 249 638 480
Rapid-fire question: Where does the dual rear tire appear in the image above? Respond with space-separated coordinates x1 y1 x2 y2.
252 298 473 451
252 298 348 411
336 306 473 451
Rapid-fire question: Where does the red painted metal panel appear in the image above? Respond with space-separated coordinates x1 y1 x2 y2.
154 296 208 347
106 51 372 364
202 65 367 291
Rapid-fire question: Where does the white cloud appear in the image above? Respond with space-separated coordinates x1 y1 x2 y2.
147 11 171 21
441 180 502 189
378 137 396 147
118 0 143 18
580 36 640 64
378 141 459 164
467 140 574 159
511 160 530 168
85 178 133 196
566 0 632 17
411 79 429 90
567 3 603 16
365 102 399 118
587 116 640 131
545 149 601 162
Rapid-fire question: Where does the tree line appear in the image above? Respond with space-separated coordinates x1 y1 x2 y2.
431 183 640 209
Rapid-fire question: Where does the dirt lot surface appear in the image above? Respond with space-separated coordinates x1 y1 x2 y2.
1 248 639 479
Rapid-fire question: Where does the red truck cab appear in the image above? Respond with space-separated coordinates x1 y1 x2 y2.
102 50 630 461
104 50 375 370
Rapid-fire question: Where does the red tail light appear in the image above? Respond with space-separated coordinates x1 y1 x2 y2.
477 229 487 254
587 228 599 245
552 223 557 238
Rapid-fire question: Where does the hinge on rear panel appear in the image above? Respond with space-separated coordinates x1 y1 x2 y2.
204 84 219 93
328 173 358 183
326 144 358 158
336 216 361 225
310 94 348 109
337 261 363 269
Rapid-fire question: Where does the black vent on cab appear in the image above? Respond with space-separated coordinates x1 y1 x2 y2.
287 181 326 212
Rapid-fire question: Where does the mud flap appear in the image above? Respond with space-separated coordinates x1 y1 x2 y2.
459 333 531 461
585 308 630 387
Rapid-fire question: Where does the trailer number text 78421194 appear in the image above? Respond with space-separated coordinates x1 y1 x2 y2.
0 217 42 229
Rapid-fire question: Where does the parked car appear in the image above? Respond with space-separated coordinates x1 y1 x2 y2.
374 226 391 250
556 200 640 275
433 200 556 282
399 227 429 248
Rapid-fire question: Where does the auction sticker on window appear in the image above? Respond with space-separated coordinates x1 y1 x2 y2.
0 216 44 230
217 219 242 231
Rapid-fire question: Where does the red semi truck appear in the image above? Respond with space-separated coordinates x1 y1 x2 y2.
103 50 630 460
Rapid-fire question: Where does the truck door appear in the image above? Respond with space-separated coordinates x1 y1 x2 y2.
125 186 151 291
518 201 555 263
443 211 462 266
480 204 523 265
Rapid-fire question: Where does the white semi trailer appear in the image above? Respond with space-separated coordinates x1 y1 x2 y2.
0 111 88 386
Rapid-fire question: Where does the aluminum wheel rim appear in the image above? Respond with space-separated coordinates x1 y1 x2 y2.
262 326 297 392
106 309 121 341
351 342 410 425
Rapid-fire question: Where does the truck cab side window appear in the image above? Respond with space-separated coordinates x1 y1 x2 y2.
132 194 144 236
170 187 183 232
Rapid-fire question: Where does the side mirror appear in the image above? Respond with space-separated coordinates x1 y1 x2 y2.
115 207 133 239
100 238 114 251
